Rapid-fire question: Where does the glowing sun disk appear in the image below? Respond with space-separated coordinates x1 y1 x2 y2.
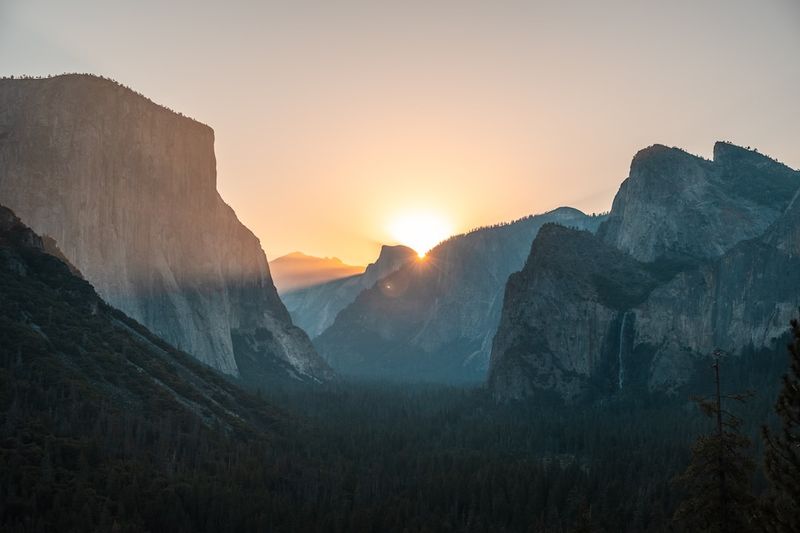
389 212 452 257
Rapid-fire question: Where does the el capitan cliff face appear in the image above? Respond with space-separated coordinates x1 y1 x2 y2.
0 74 330 384
489 143 800 401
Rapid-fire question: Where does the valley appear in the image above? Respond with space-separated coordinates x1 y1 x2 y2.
1 35 799 529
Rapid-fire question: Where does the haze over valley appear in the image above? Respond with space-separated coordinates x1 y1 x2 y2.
2 2 800 532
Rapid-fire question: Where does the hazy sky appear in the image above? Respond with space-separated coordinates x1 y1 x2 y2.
2 0 799 264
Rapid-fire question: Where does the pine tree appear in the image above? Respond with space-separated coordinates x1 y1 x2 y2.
762 318 800 532
673 351 756 533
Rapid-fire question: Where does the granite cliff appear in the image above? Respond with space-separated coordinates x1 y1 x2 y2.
0 74 330 386
489 143 800 401
316 208 606 382
598 142 798 262
0 203 282 430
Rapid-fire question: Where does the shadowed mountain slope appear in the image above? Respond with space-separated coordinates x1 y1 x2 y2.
317 208 606 382
0 204 329 530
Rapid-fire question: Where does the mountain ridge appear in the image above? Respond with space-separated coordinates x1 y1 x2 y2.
269 251 364 294
316 207 607 382
489 142 800 401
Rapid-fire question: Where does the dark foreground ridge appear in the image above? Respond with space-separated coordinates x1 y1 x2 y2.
0 204 313 531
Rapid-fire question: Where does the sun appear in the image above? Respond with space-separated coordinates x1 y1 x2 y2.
389 211 452 258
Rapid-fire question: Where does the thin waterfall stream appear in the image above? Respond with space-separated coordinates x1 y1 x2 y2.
618 312 629 390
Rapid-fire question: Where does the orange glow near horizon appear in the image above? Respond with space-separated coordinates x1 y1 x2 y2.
389 211 453 258
5 2 799 266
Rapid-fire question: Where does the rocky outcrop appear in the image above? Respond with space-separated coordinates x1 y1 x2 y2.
269 251 364 294
489 143 800 401
282 244 416 337
598 143 798 262
0 74 331 385
316 208 606 382
488 225 664 401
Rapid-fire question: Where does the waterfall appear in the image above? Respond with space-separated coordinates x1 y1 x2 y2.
617 312 629 390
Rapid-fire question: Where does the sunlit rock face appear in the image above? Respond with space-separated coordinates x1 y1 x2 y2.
489 143 800 402
316 208 606 382
0 74 331 385
282 244 417 338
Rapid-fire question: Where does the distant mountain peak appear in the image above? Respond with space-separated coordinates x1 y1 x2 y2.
283 251 311 259
277 251 346 264
269 251 364 294
375 244 417 264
